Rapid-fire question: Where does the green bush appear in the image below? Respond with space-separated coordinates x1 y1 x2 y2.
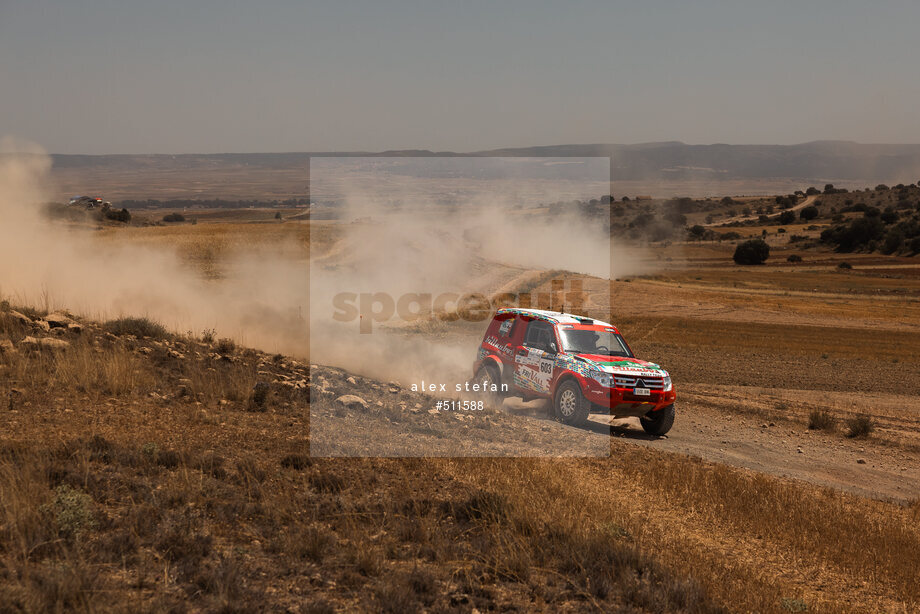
808 410 836 432
821 217 885 252
846 415 874 438
103 317 169 339
799 206 819 220
105 208 131 223
881 210 899 224
43 485 96 539
882 231 904 254
733 239 770 265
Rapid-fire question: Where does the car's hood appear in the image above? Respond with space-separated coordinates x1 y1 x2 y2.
573 354 668 377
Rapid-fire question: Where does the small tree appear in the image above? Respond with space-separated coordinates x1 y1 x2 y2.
733 239 770 265
799 205 819 220
880 210 898 224
779 210 796 225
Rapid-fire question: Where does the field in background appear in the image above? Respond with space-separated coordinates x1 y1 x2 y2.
2 206 920 612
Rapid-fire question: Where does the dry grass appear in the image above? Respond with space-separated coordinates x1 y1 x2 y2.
808 409 837 432
2 306 919 611
453 450 920 613
846 414 875 438
2 212 919 611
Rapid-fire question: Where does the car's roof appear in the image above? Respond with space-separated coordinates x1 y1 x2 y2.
495 307 614 328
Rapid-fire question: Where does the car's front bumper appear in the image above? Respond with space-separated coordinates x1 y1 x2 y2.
582 379 676 416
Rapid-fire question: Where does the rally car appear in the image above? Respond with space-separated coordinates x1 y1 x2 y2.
472 308 676 434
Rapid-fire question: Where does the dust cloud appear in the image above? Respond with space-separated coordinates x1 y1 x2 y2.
308 174 649 386
1 143 648 386
0 139 309 355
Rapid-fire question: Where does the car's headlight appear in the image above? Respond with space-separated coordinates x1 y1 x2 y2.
589 370 614 387
662 375 672 391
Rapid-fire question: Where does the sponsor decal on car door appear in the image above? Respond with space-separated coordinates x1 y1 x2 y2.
513 346 553 394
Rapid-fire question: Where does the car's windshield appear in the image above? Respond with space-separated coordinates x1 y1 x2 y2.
559 329 633 357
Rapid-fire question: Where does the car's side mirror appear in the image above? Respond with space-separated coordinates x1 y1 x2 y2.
547 342 558 354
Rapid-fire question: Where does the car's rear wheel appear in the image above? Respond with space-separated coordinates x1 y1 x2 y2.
554 379 589 426
640 404 675 436
473 364 504 409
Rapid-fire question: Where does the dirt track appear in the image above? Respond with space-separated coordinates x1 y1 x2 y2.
495 393 920 503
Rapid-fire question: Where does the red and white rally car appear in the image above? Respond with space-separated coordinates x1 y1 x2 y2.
472 308 676 434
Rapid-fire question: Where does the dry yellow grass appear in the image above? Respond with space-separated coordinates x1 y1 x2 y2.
2 216 918 611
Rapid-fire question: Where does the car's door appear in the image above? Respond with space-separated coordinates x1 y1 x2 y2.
513 320 557 395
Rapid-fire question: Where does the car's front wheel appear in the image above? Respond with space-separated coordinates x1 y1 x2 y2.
640 404 675 436
554 379 589 426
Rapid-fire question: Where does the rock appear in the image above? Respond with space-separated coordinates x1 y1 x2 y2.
19 336 70 350
66 322 83 334
797 447 803 454
44 313 72 328
335 395 367 410
346 376 357 385
0 339 15 354
856 458 866 464
312 386 335 401
35 320 51 332
7 311 33 326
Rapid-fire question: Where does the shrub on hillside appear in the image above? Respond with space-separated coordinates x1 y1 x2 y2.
880 210 899 224
821 217 885 252
799 205 819 220
163 213 186 223
732 239 770 265
882 231 904 254
787 254 802 263
105 208 131 223
103 317 169 339
846 414 874 438
778 210 796 225
808 410 836 432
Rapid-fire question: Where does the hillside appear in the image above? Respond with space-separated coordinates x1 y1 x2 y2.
2 303 920 612
37 142 920 202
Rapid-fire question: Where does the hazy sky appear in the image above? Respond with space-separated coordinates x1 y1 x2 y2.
2 0 919 154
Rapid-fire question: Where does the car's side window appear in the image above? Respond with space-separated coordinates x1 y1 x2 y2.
523 321 554 351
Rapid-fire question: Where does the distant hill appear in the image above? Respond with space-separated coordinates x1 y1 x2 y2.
473 141 920 182
49 141 920 182
43 141 920 201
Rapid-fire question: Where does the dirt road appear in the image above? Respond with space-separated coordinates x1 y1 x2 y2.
705 193 819 226
497 394 920 503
